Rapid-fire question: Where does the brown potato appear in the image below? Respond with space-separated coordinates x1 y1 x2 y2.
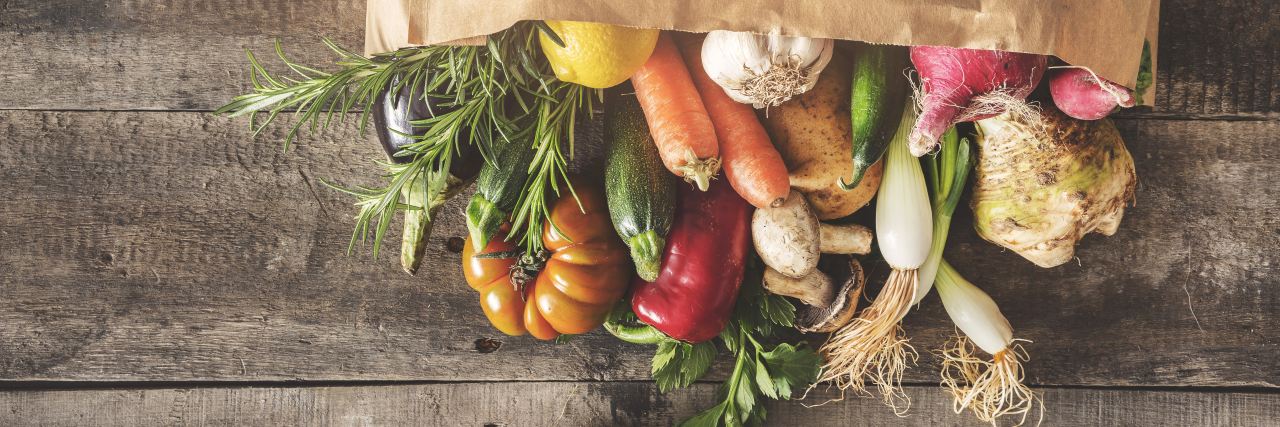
758 52 881 220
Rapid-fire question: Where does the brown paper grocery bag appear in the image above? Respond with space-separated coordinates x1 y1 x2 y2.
366 0 1158 95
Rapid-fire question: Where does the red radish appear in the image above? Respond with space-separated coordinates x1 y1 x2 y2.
1048 67 1136 120
630 177 753 343
909 46 1047 156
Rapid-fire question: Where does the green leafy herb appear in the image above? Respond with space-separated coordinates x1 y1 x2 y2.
1133 39 1153 106
602 255 822 427
215 21 592 255
652 340 718 393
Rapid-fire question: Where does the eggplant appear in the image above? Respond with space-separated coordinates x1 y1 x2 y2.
371 75 483 178
370 74 484 274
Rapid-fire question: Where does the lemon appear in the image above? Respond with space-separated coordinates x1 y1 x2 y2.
539 21 660 89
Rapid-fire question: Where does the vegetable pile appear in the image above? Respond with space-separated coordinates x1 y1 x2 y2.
220 20 1145 426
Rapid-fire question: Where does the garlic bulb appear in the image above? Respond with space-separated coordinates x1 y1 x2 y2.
700 30 834 108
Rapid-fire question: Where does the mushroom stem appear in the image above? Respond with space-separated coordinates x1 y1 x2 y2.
763 266 836 309
819 223 873 255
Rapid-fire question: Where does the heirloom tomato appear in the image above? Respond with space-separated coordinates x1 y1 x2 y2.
462 175 632 339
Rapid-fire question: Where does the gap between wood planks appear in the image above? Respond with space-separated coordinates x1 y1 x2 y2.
4 380 1280 395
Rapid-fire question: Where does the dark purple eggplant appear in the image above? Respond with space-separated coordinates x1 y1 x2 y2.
370 74 487 274
371 75 482 179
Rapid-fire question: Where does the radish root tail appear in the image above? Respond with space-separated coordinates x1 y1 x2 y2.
910 78 1043 156
938 335 1043 426
817 268 920 415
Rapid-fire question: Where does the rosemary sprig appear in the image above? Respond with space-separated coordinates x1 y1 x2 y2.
509 82 595 251
215 21 591 257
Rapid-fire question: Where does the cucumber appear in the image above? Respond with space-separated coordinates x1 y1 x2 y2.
605 85 677 281
839 42 912 191
465 116 537 251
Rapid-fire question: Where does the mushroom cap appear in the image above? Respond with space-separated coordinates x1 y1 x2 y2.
795 254 865 333
752 189 821 278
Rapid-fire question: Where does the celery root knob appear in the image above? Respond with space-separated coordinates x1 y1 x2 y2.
971 108 1137 268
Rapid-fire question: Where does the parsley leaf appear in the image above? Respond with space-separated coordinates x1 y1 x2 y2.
759 342 824 400
653 339 717 393
673 253 823 426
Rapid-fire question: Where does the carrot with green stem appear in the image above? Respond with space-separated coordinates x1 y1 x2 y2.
673 32 790 208
631 31 721 191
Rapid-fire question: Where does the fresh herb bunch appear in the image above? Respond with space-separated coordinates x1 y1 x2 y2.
214 21 591 254
608 256 824 427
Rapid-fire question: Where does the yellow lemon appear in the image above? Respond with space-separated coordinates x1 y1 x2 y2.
539 21 660 89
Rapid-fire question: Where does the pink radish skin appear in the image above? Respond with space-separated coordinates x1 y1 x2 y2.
909 46 1047 156
1048 68 1136 120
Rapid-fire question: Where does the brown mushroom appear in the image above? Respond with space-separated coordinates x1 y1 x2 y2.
795 254 865 333
763 266 836 309
753 190 875 279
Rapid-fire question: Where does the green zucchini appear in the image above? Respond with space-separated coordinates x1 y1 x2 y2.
839 42 912 191
465 117 537 251
605 85 677 281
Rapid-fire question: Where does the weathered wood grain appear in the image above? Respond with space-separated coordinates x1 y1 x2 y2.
0 0 1274 118
0 0 366 111
3 382 1279 426
1 110 1278 388
1134 0 1279 118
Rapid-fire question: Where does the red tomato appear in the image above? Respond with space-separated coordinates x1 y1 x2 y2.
462 175 632 339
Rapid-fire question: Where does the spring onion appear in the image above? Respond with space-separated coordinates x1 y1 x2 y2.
915 127 969 305
908 127 1039 424
935 260 1040 425
818 102 930 412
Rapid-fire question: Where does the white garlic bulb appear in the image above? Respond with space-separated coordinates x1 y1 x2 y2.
700 30 834 108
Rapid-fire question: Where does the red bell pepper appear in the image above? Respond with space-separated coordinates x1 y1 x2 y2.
629 179 754 343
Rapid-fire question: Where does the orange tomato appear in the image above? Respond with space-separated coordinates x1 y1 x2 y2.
462 175 632 339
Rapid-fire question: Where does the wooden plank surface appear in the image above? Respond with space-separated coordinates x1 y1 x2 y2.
3 383 1279 427
3 0 1279 424
0 0 1273 118
2 109 1279 389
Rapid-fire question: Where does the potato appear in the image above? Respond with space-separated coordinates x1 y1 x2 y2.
757 52 881 220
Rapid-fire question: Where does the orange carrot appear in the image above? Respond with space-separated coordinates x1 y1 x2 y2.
673 33 790 208
630 31 721 191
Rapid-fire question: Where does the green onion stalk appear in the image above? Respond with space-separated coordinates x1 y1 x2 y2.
818 102 930 414
919 127 1041 425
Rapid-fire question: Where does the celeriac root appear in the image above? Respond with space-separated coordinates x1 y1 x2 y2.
938 335 1042 426
817 268 920 415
